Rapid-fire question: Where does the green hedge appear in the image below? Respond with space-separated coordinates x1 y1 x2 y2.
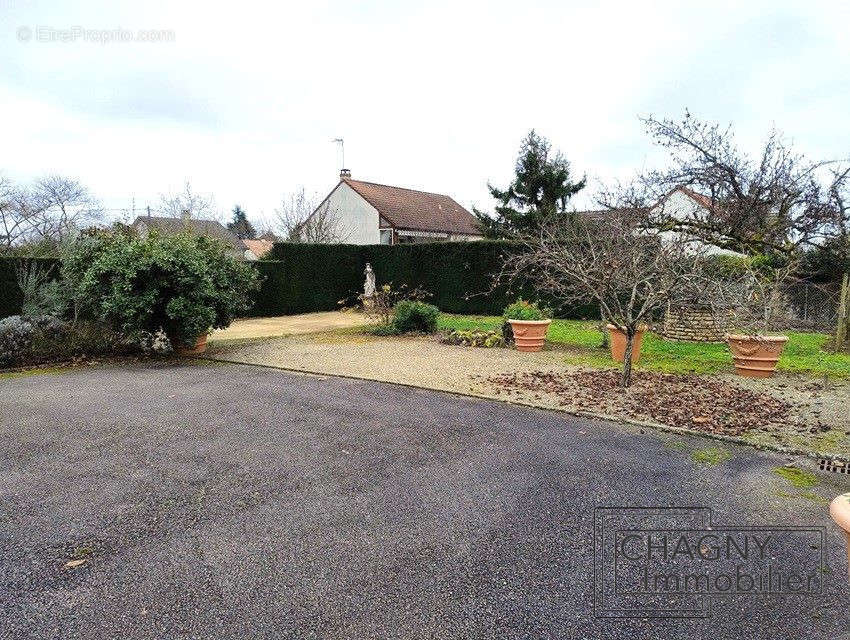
252 244 362 316
0 257 61 318
2 243 601 319
256 241 527 316
259 241 599 318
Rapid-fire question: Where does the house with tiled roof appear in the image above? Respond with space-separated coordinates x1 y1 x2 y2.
131 215 253 259
574 186 743 256
307 170 483 245
649 186 745 256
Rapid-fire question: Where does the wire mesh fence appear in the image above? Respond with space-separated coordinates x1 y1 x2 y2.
783 280 841 331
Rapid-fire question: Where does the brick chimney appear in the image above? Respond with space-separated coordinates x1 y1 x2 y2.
339 169 351 180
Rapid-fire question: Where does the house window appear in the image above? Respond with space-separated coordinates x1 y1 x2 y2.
379 229 393 245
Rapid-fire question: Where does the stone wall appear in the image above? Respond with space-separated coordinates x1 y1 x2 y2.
662 305 727 343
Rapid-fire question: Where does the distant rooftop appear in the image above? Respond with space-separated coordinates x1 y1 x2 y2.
131 215 245 253
339 175 481 236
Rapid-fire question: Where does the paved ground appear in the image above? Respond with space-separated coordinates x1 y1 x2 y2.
210 311 370 341
1 362 849 639
207 333 850 457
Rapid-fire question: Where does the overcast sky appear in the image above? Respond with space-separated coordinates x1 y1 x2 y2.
2 0 849 228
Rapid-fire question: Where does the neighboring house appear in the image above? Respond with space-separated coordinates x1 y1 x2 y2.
649 186 745 257
242 238 274 260
574 186 743 257
307 170 483 244
131 215 251 259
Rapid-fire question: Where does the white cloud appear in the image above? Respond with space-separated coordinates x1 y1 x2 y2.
1 0 848 226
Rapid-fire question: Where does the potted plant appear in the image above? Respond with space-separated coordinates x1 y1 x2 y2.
62 230 260 357
503 299 551 352
606 323 649 363
716 258 792 378
830 493 850 579
725 334 789 378
171 325 212 356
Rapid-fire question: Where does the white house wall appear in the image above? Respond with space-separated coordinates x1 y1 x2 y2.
321 182 380 244
650 189 743 257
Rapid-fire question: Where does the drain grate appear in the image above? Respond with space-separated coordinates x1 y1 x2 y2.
818 458 850 474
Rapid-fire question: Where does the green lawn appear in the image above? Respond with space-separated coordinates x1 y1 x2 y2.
438 314 850 378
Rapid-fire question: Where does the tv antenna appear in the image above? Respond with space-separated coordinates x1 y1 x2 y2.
332 137 345 171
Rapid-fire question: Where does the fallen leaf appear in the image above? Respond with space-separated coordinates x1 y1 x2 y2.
65 559 87 568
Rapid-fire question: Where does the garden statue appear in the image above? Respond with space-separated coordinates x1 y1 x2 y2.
364 263 376 298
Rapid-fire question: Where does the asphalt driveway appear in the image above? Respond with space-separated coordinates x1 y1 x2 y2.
1 362 848 639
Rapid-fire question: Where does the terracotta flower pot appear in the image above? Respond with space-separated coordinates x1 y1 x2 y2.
830 493 850 579
508 319 551 352
607 324 647 363
726 334 788 378
175 333 208 356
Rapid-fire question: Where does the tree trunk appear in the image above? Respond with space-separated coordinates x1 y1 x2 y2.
836 273 850 352
620 331 635 387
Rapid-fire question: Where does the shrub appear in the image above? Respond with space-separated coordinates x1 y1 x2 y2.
0 314 134 368
392 300 439 333
29 319 130 361
62 230 261 347
441 329 504 348
353 282 432 326
15 261 67 317
502 299 551 343
502 298 550 321
0 316 35 367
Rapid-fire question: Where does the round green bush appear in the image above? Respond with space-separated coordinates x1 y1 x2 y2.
63 229 260 347
502 298 550 321
392 300 439 333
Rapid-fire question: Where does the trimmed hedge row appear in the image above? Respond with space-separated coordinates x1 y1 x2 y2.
257 241 523 316
260 241 599 317
1 242 600 319
250 244 362 316
0 257 61 318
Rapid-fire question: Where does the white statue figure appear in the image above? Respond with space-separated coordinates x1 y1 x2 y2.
364 263 376 297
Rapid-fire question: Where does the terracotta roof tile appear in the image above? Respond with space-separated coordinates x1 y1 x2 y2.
343 178 481 236
243 238 274 258
676 186 715 209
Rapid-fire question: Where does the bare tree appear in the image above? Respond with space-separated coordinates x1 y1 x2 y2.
274 187 350 243
826 164 850 248
706 258 797 336
604 112 850 256
25 175 102 242
0 175 29 249
499 208 712 387
158 181 216 219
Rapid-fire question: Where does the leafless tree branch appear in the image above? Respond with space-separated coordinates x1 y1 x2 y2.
274 188 351 243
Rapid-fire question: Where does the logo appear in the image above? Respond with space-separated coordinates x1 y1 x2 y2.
594 507 825 618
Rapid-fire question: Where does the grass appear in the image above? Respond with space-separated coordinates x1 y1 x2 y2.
690 447 732 465
437 314 850 378
774 489 830 505
772 466 819 488
0 366 74 380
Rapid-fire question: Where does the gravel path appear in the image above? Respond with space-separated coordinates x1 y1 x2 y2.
208 333 850 457
210 311 370 341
